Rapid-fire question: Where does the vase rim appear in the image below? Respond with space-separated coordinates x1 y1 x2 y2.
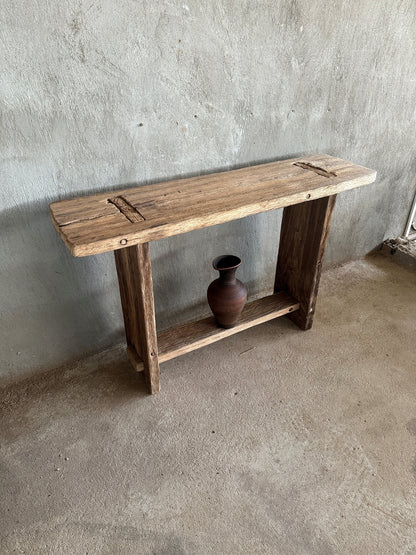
212 254 242 271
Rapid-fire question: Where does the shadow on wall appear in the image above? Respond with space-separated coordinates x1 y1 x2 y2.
0 200 124 386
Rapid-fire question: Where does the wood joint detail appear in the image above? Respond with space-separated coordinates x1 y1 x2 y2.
108 196 145 223
293 162 336 178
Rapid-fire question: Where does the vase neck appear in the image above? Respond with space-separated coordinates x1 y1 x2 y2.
218 268 237 284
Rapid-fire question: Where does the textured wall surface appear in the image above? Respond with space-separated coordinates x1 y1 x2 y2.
1 1 415 385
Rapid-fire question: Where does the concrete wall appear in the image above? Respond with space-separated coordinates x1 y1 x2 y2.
1 1 415 386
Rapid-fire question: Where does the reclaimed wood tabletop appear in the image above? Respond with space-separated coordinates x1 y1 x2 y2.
50 154 376 257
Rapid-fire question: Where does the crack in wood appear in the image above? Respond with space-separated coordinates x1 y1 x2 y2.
108 196 145 223
58 213 109 227
293 162 336 178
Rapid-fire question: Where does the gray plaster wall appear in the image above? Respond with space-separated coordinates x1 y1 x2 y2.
1 1 415 386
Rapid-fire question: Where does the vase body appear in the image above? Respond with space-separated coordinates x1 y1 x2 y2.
207 255 247 328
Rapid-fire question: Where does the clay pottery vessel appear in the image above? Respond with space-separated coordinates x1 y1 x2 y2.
207 255 247 328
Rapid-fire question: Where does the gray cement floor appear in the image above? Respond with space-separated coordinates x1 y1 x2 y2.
1 255 415 554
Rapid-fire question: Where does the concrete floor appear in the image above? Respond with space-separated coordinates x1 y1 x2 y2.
1 254 415 554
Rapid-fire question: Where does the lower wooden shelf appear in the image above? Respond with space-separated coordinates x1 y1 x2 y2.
128 291 299 372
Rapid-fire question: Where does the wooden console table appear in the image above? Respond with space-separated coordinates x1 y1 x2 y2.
50 154 376 394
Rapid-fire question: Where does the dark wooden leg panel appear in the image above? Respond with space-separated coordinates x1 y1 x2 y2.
114 243 160 394
274 195 337 330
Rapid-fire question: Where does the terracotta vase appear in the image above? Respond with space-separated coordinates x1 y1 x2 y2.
207 255 247 328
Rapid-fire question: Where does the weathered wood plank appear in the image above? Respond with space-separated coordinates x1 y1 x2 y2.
129 292 300 371
50 155 376 256
114 244 160 393
274 195 337 330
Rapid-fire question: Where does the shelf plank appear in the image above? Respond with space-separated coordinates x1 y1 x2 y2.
50 154 376 256
129 292 299 371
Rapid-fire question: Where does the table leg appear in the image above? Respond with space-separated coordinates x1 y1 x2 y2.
274 195 337 330
114 243 160 394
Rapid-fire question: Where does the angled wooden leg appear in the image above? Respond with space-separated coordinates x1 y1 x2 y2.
114 243 160 394
274 195 337 330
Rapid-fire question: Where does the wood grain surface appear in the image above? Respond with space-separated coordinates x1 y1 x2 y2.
114 243 160 393
274 195 337 330
128 291 299 372
50 154 376 256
